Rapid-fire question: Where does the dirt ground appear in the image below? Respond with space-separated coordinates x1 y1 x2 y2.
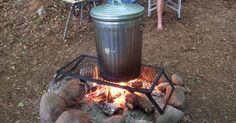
0 0 235 122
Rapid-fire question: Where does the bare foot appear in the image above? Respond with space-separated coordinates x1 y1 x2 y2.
157 25 163 31
157 21 163 31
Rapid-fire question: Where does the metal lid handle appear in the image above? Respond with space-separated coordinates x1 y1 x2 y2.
111 0 123 5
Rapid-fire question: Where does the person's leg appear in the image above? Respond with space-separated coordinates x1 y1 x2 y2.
156 0 164 30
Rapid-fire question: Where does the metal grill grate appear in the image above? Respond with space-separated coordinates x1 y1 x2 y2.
53 55 174 114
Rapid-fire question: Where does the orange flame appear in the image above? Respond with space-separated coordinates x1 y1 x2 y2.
84 66 157 109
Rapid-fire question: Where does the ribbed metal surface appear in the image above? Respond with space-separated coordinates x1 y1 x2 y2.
90 4 144 21
93 17 143 82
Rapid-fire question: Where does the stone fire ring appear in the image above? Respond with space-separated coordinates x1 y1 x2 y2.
40 74 190 123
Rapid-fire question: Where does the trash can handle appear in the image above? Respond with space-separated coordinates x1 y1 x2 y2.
111 0 123 5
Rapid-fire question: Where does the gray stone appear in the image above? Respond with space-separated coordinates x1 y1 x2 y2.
98 102 122 116
171 74 184 86
48 78 85 106
103 115 125 123
80 103 108 123
154 106 184 123
165 86 185 109
151 92 165 109
40 93 66 123
48 77 73 94
59 79 85 106
56 109 92 123
125 116 135 123
123 109 153 121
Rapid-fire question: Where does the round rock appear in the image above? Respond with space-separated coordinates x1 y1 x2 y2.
154 106 184 123
59 79 85 106
165 86 186 109
48 77 73 94
40 93 66 123
171 74 184 86
103 115 125 123
157 82 170 92
56 109 92 123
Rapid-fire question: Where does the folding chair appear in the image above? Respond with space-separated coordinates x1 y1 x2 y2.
147 0 182 19
62 0 103 40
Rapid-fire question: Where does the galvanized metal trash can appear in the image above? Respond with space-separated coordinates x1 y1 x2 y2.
90 2 144 82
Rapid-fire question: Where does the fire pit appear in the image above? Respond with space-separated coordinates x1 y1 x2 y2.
40 55 189 123
53 55 174 114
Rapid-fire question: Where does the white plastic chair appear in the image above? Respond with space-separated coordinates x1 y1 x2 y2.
147 0 182 19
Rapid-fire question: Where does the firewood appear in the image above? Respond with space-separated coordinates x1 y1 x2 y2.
86 90 107 103
141 67 156 82
125 93 138 110
141 67 167 84
125 93 154 114
130 80 143 88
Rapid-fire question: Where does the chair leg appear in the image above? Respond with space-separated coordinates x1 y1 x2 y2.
148 0 152 17
177 0 182 19
80 2 84 25
63 3 74 40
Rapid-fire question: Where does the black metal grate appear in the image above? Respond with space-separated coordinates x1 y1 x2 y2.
53 55 174 114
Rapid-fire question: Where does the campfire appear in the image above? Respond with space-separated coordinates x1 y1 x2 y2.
80 66 158 115
83 66 157 115
40 55 189 123
52 55 174 115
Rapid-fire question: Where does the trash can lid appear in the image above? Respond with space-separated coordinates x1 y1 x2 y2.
90 3 144 21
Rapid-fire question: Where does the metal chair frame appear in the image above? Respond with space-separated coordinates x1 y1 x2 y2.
63 0 103 40
147 0 182 18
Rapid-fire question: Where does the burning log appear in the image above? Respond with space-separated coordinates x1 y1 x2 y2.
129 80 143 88
125 93 154 114
98 102 123 116
85 87 107 103
141 67 167 84
141 67 156 82
125 93 138 110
